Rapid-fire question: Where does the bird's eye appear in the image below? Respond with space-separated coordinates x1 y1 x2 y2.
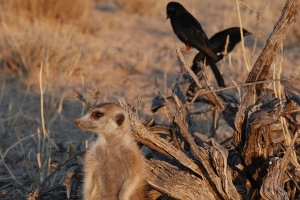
91 111 104 119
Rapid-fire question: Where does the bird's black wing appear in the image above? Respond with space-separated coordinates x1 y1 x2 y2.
209 30 228 52
209 27 246 59
186 30 218 61
171 13 218 61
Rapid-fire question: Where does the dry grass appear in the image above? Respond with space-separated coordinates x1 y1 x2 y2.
0 0 93 24
0 23 86 75
0 0 99 80
0 0 299 199
114 0 158 15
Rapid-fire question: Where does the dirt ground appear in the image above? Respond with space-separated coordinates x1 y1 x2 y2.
0 0 299 198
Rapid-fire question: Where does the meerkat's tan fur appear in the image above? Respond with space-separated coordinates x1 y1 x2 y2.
74 103 146 200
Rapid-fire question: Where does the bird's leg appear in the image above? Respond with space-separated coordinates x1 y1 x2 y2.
180 45 191 55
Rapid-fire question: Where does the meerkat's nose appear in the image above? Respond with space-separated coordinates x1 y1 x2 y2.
74 119 82 126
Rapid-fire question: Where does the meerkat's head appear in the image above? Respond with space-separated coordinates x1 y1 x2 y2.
74 103 129 135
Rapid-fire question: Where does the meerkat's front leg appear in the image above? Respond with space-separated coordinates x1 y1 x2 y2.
118 175 141 200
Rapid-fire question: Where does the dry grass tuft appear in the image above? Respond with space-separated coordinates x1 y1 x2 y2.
0 0 93 25
0 23 87 77
114 0 158 15
0 0 99 81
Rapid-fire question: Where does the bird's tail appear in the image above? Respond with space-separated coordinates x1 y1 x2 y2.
207 57 226 88
192 53 226 88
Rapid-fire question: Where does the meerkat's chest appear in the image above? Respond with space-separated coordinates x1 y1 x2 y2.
85 142 130 172
84 142 132 196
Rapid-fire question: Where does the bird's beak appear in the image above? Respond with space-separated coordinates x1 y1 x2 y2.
245 31 252 36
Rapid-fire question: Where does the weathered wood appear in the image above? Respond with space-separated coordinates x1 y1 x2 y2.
260 158 289 200
151 92 239 131
123 105 241 199
168 50 240 200
260 129 299 199
175 48 225 112
234 0 300 140
146 159 217 200
191 92 239 130
119 99 205 179
242 99 281 185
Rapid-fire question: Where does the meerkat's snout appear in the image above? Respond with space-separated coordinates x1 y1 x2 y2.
74 119 82 127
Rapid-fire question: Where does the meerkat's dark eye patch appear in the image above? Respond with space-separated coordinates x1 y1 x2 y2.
91 111 104 120
115 113 125 126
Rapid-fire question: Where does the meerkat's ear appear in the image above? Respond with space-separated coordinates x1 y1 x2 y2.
115 113 125 126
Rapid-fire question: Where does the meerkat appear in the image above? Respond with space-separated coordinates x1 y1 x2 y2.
74 103 146 200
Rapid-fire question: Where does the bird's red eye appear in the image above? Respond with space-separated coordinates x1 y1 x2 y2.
91 111 104 119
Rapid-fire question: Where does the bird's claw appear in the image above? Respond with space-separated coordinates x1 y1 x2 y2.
180 47 190 55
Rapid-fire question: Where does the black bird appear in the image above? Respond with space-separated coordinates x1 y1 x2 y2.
166 1 218 61
193 27 252 66
192 27 252 87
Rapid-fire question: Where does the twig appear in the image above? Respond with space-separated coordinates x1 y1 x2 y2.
235 0 250 71
175 48 224 111
194 77 300 99
39 150 85 189
68 89 91 108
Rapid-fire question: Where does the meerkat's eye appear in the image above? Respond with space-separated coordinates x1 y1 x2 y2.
91 111 104 120
115 113 125 126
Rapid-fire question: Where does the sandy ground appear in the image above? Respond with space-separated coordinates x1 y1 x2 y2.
0 0 299 196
